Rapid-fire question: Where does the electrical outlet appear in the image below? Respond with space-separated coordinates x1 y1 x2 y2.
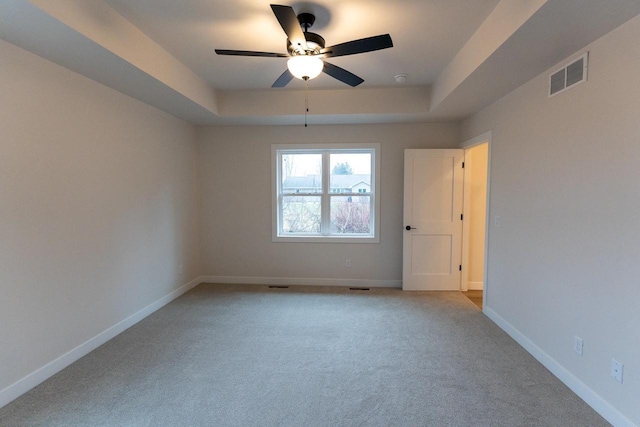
574 336 583 356
345 259 351 268
611 359 623 383
494 215 502 227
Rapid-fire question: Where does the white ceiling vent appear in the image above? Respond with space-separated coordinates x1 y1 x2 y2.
549 52 588 97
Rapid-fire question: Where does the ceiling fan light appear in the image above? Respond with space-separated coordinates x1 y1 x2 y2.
287 55 323 80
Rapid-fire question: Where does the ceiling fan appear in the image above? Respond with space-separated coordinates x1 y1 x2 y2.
215 4 393 88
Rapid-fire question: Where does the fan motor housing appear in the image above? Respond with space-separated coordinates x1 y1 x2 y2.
288 32 325 55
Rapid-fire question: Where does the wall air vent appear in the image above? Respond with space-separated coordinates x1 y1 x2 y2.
549 52 588 97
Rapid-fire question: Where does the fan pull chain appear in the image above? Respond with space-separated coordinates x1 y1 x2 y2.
304 78 309 128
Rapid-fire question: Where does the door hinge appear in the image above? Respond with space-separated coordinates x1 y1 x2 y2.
460 213 463 221
459 265 462 271
462 162 465 168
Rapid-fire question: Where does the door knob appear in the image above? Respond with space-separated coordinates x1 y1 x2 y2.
405 225 417 230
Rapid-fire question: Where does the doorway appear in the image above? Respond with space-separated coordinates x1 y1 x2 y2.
461 133 491 309
400 135 491 302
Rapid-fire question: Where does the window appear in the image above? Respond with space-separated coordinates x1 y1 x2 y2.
272 144 380 243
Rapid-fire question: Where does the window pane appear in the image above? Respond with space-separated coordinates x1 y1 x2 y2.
330 195 371 234
330 152 371 194
282 196 321 233
282 153 322 194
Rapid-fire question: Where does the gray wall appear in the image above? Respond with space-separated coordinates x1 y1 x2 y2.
0 40 200 397
197 123 460 286
462 15 640 425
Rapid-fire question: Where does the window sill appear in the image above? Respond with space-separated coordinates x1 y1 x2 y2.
272 235 380 244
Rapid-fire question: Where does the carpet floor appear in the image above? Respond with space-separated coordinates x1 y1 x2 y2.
0 284 607 426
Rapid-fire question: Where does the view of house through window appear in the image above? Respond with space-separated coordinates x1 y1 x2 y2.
274 145 378 241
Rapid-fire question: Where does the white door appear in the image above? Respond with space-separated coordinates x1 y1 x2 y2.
403 149 464 291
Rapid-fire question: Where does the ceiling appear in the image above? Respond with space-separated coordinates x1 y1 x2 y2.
2 0 640 126
103 0 501 90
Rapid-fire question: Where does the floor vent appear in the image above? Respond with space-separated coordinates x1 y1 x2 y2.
269 285 289 289
350 287 370 291
549 52 588 97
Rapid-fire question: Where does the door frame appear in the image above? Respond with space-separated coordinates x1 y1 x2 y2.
460 131 492 310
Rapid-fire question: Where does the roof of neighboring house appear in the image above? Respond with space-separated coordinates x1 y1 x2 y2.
283 174 370 190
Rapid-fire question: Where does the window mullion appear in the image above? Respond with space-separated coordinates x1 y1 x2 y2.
322 151 330 235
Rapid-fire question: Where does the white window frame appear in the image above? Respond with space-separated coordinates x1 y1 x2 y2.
272 143 380 243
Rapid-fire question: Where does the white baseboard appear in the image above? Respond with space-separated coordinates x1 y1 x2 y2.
468 281 484 290
484 306 635 427
200 275 402 289
0 276 204 409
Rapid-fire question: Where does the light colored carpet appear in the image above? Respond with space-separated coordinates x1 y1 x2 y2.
0 284 608 426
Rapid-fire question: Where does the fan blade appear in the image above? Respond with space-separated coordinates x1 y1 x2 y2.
272 69 294 88
215 49 289 58
322 34 393 58
323 62 364 87
271 4 307 53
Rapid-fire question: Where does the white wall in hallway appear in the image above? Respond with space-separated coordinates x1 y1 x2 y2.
467 143 488 289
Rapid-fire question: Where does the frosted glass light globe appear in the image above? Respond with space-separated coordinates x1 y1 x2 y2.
287 55 323 80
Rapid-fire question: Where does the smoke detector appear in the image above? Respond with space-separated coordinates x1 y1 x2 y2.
394 74 407 83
